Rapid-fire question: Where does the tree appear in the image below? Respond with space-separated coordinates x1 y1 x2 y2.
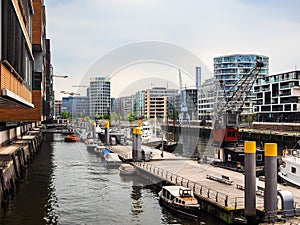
61 111 71 119
128 112 134 122
245 114 256 128
110 112 118 125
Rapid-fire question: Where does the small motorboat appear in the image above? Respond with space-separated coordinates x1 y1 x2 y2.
119 163 135 175
99 148 110 158
158 186 200 219
104 153 122 167
86 139 100 152
64 134 80 142
94 145 107 155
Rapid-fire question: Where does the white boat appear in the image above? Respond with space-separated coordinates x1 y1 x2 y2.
94 144 106 155
141 120 168 148
158 186 200 219
86 139 101 152
278 148 300 187
141 121 153 143
119 163 135 175
104 153 122 167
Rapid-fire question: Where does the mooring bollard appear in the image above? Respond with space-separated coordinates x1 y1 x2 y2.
264 143 277 222
244 141 256 217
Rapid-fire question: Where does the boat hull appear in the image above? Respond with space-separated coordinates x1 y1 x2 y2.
159 197 200 219
64 135 80 142
278 168 300 187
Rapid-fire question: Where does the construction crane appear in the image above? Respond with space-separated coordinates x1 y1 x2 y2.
213 61 264 147
178 70 190 126
72 85 88 88
60 91 80 96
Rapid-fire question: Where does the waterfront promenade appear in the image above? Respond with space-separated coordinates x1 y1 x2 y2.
110 144 300 224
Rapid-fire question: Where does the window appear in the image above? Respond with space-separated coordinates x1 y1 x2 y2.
292 167 296 174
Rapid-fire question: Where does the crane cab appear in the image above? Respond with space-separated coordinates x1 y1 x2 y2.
213 127 239 146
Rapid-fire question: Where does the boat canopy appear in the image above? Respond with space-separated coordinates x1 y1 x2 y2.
162 186 194 197
102 149 110 155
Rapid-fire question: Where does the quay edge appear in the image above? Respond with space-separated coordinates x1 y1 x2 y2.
0 124 43 208
133 162 248 224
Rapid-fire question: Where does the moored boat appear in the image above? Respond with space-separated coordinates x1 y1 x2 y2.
278 148 300 187
99 148 111 158
158 186 200 219
86 139 100 152
64 134 80 142
119 163 135 175
94 145 106 156
104 153 122 167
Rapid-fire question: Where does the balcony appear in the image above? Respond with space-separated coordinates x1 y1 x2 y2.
0 63 33 108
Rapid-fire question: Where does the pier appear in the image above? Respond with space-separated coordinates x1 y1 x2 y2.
110 144 300 224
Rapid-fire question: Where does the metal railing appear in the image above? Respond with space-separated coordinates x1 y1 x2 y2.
135 161 231 207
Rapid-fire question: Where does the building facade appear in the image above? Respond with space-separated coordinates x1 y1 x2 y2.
62 96 89 118
54 100 62 119
89 77 111 119
198 78 215 122
113 95 134 120
144 87 177 121
214 54 269 116
0 0 50 124
0 0 35 120
254 70 300 122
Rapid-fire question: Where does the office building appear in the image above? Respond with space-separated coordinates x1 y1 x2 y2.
89 77 111 118
54 100 62 119
144 87 178 121
62 96 89 118
198 78 215 122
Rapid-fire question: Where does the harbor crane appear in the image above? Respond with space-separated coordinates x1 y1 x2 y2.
60 91 80 96
213 61 264 147
72 85 88 88
178 70 190 126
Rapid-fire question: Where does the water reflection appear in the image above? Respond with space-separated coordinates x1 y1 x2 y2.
0 133 225 225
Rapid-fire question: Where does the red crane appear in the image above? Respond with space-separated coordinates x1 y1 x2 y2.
212 61 264 147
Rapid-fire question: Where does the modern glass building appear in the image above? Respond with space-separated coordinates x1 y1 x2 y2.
62 96 89 117
214 54 269 115
89 77 111 118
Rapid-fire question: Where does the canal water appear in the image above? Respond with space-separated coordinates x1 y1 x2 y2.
0 133 226 225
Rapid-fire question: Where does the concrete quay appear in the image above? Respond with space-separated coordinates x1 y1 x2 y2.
0 127 42 207
110 145 300 224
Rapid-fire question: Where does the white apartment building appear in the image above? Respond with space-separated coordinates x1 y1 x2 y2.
254 70 300 122
89 77 111 118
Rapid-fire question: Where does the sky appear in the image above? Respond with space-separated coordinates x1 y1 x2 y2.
45 0 300 99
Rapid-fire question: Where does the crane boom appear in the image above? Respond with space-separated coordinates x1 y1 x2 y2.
213 61 264 146
60 91 80 96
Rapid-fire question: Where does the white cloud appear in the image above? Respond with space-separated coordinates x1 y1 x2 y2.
45 0 300 99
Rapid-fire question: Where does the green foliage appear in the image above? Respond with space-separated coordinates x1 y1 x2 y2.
61 111 71 119
128 112 134 122
245 114 256 126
